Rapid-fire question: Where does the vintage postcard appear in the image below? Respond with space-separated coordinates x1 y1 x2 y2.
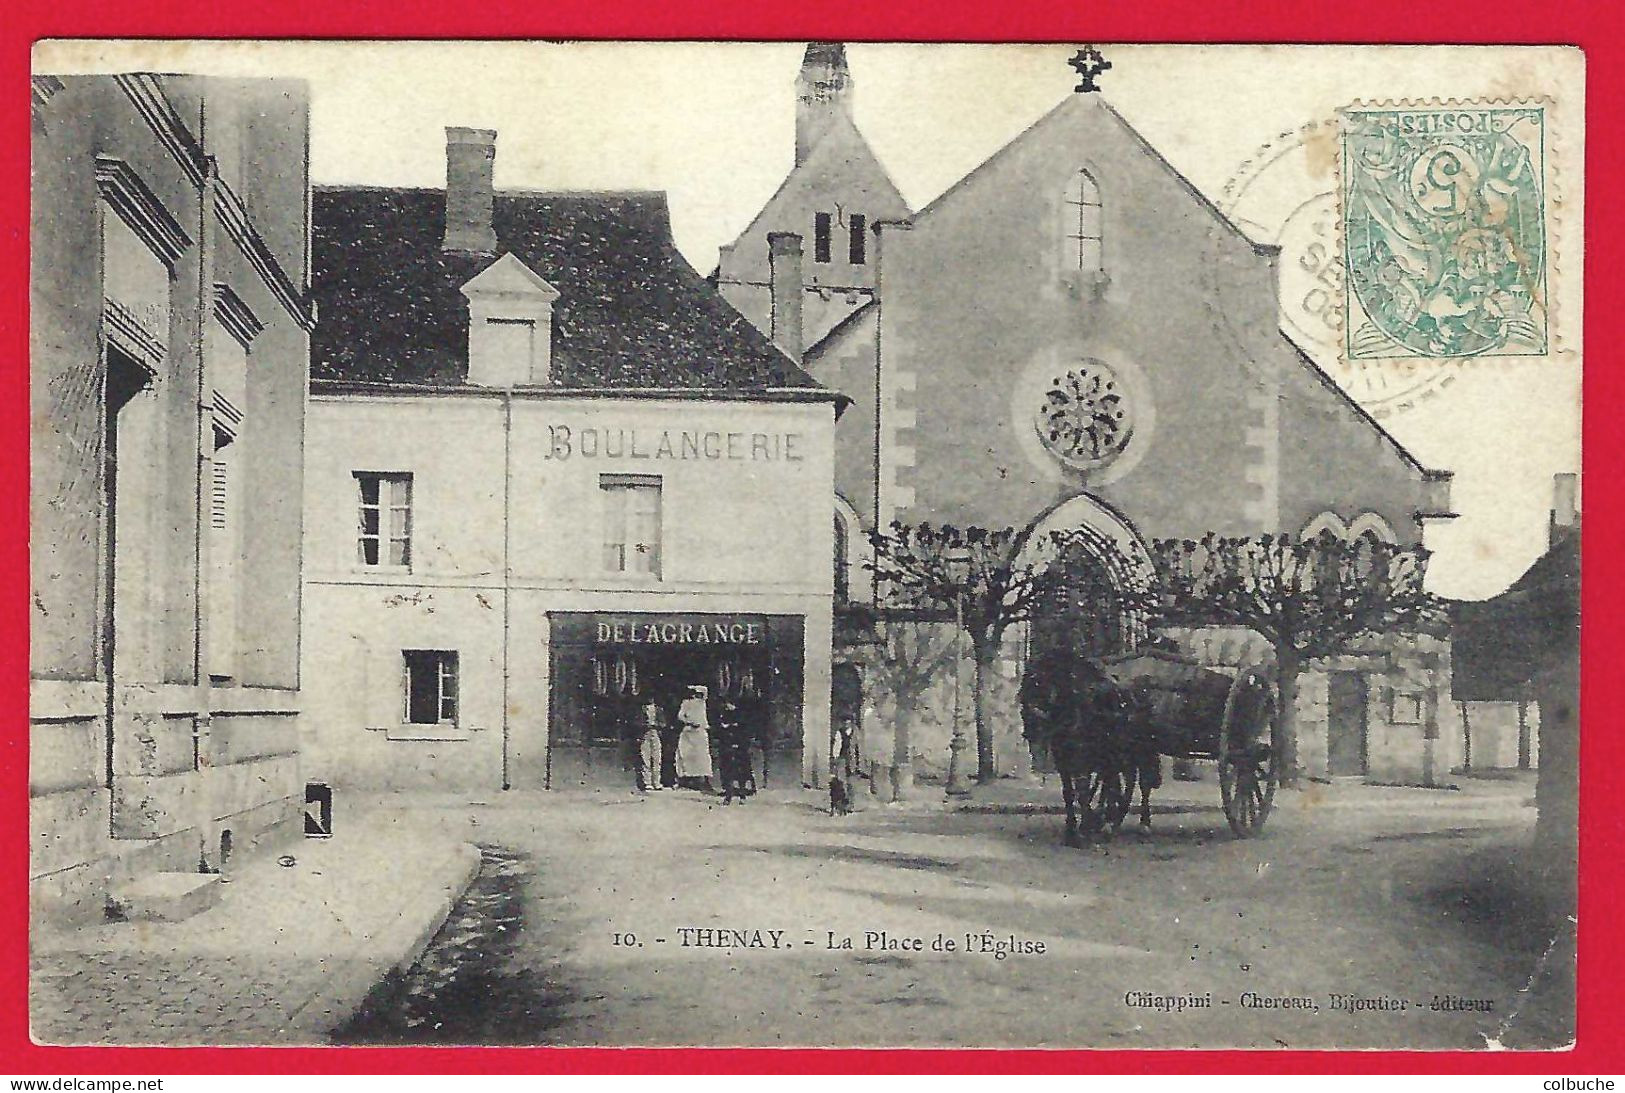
27 41 1582 1051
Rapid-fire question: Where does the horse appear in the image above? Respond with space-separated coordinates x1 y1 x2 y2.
1021 648 1161 846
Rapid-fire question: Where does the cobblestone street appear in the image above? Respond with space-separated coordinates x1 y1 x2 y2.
336 774 1573 1050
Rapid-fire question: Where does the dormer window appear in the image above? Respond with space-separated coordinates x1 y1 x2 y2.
484 317 536 371
459 253 561 386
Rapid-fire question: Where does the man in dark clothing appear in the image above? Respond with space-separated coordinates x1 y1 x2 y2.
715 700 755 804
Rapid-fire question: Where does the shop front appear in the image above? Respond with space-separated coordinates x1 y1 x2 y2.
546 611 806 789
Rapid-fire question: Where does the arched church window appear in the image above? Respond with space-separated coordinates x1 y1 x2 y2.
1063 169 1104 273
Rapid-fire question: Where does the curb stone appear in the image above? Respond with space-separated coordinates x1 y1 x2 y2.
291 842 483 1039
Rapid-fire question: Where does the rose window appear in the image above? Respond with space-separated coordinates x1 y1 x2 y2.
1035 359 1133 470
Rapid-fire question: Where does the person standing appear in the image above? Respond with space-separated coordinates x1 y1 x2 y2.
675 685 714 792
634 697 666 792
715 700 754 804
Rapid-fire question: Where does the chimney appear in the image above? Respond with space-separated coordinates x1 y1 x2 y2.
768 232 804 361
1550 472 1579 546
795 42 853 167
443 126 497 254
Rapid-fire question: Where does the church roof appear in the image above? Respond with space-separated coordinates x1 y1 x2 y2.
311 186 827 393
912 93 1275 258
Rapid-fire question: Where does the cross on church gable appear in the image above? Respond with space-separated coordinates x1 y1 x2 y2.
1069 46 1112 93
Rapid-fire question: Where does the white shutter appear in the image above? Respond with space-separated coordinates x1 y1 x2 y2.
207 453 237 679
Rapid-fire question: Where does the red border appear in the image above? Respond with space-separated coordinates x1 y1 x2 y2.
5 0 1619 1075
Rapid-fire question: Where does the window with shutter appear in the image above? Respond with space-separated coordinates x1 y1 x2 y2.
355 472 412 567
600 475 662 578
207 426 239 680
403 650 458 725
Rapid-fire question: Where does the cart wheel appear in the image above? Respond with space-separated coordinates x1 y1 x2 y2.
1080 754 1134 835
1219 665 1279 837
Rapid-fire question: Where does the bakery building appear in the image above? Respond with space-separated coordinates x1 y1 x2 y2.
299 129 841 792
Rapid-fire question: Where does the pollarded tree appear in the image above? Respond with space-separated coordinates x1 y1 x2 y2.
868 608 961 801
868 522 1142 786
1152 530 1440 784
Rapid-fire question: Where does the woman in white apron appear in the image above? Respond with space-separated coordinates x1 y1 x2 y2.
675 685 714 791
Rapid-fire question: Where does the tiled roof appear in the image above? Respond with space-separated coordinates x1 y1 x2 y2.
311 186 825 391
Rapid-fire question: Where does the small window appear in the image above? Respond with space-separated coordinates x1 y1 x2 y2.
1391 691 1425 725
814 212 832 264
484 317 535 371
356 472 412 567
601 475 662 577
848 214 867 265
403 650 458 725
1063 169 1104 273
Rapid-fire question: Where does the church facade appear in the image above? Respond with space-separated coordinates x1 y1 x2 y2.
731 46 1458 788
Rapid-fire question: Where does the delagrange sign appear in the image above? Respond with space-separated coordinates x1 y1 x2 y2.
592 615 767 646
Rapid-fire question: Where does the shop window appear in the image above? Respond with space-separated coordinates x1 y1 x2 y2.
403 649 458 725
848 213 867 265
1062 169 1104 273
601 474 662 577
814 212 832 263
356 472 412 568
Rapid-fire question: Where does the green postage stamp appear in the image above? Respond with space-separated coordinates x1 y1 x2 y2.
1342 105 1547 359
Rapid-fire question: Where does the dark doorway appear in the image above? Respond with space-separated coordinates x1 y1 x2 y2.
1028 546 1125 663
1327 671 1368 777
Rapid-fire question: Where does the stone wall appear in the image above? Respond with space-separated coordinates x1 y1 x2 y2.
30 75 310 927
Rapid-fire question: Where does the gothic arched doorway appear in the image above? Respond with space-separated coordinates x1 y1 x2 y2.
1018 492 1155 664
1029 538 1131 662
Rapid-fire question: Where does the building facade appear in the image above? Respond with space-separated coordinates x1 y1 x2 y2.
741 48 1459 788
300 131 840 793
30 74 312 923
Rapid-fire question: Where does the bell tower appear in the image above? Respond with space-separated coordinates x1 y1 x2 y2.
795 42 853 167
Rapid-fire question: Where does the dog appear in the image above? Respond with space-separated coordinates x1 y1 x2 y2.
829 775 853 815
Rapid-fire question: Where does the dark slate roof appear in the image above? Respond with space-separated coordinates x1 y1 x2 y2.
1450 531 1580 702
311 186 825 391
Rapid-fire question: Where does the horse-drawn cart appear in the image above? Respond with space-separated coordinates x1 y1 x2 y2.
1021 644 1280 842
